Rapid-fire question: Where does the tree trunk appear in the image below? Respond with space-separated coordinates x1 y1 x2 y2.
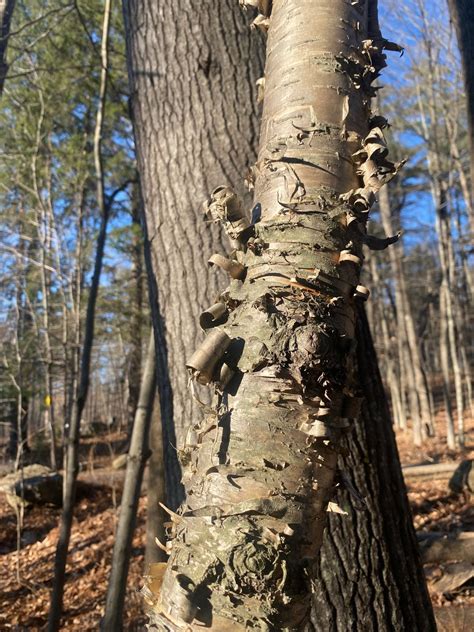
448 0 474 209
0 0 15 96
38 210 58 471
127 188 144 432
48 2 113 629
439 285 456 449
123 0 266 509
102 330 157 631
135 2 432 629
312 306 435 632
124 1 434 630
419 531 474 564
145 389 168 567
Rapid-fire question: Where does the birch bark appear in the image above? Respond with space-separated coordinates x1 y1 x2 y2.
140 2 430 629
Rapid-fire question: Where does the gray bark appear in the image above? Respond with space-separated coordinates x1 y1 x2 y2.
447 0 474 207
122 0 265 509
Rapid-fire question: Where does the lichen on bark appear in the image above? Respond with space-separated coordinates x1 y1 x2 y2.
144 1 404 629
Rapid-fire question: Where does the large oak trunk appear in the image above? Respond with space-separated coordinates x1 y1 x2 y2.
122 0 265 508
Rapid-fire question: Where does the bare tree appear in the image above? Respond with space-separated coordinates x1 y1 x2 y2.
414 3 467 447
102 330 158 631
48 1 114 628
378 185 434 444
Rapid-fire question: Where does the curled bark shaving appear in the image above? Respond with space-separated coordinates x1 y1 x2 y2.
208 254 246 280
239 0 272 15
145 1 403 629
203 186 252 249
200 303 228 330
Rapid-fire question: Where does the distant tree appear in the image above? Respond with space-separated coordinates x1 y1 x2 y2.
102 329 158 631
0 0 135 464
48 1 116 627
365 0 473 449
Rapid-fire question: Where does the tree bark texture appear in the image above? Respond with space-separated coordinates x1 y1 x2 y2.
448 0 474 207
122 0 265 509
145 390 168 567
312 306 436 632
140 2 424 629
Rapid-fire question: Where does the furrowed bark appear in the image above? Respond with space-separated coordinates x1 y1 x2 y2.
447 0 474 217
144 2 409 629
122 0 265 510
312 306 436 632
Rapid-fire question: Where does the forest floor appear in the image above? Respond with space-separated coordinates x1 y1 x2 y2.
0 415 473 631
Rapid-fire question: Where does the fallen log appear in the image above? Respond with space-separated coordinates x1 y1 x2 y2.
0 464 63 507
418 531 474 563
429 562 474 595
402 462 458 480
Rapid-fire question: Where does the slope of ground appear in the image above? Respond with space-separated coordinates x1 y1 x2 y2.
0 413 472 630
